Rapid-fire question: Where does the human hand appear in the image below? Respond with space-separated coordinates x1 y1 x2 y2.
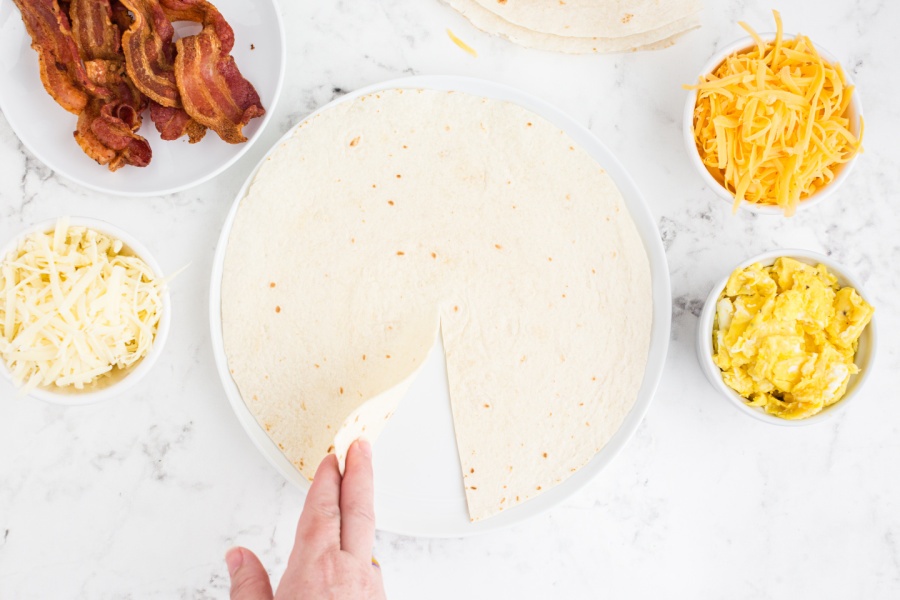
226 440 386 599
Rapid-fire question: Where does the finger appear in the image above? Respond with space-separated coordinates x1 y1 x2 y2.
226 547 273 600
340 439 376 560
294 452 342 556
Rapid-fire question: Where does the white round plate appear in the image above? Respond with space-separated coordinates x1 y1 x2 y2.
209 76 672 537
0 0 284 197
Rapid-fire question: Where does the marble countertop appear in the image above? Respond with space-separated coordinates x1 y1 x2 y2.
2 0 899 598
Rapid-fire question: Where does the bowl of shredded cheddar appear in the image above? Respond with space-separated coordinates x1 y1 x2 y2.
696 250 876 425
683 11 864 216
0 218 171 404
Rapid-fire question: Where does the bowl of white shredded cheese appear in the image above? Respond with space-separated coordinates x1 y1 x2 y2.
0 217 170 404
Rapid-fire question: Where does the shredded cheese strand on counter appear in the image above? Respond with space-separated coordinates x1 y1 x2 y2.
685 11 864 215
0 220 163 392
447 29 478 57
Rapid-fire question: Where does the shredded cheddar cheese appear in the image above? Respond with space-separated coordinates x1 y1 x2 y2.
685 11 863 215
0 220 164 393
447 29 478 57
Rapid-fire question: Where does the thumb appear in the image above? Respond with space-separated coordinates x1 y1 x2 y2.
226 547 274 600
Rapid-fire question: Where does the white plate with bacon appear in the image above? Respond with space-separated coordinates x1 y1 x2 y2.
0 0 284 197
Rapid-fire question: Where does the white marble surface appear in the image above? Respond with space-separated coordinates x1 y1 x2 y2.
2 0 899 597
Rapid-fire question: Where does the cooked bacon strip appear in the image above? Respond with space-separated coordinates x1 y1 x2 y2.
109 0 134 34
12 0 109 114
147 99 207 142
118 0 208 141
175 24 265 143
74 103 117 166
68 2 151 171
92 104 152 169
74 57 151 171
69 0 120 60
82 59 148 127
119 0 179 106
72 3 147 133
149 102 207 142
159 0 232 49
75 98 151 171
146 0 263 142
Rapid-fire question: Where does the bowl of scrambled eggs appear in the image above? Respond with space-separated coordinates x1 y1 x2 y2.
696 249 876 425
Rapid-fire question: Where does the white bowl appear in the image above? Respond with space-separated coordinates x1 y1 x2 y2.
683 34 864 215
696 249 877 426
0 218 171 405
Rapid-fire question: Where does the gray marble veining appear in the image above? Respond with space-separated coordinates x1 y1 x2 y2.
1 0 899 598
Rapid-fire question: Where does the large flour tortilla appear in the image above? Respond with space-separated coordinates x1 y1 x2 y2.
468 0 702 39
222 89 652 521
446 0 700 54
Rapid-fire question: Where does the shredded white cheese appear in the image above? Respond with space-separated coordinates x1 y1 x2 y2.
0 219 164 393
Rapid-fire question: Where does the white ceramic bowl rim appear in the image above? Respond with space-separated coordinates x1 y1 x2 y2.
696 248 878 426
0 217 172 405
683 33 865 215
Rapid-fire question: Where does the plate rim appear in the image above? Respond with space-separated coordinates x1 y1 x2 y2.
208 75 672 537
0 0 287 197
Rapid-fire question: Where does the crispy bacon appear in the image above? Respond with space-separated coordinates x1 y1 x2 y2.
69 0 119 60
159 0 232 49
118 0 209 141
153 0 262 142
147 100 207 142
72 1 148 134
13 0 260 171
75 97 152 171
119 0 180 106
110 0 134 34
74 103 116 166
82 59 148 127
75 59 151 170
12 0 109 114
149 102 206 142
70 1 151 171
175 23 264 143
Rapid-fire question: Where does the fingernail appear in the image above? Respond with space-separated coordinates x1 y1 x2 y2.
225 547 244 576
357 439 372 458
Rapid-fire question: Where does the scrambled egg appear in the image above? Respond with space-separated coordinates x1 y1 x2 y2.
712 258 874 419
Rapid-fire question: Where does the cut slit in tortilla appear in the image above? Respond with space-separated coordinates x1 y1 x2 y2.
333 345 428 474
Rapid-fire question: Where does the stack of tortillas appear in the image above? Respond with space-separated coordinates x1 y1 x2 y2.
443 0 702 54
221 89 653 522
